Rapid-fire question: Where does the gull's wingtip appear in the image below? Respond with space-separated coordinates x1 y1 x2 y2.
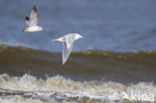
25 16 30 21
33 5 36 7
32 5 38 12
62 60 66 65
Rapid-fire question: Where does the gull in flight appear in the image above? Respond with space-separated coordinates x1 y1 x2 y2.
23 5 43 32
52 33 84 64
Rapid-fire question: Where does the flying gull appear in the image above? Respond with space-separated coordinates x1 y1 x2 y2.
52 33 84 64
23 5 43 32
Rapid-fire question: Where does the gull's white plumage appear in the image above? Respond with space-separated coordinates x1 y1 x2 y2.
23 5 43 32
52 33 84 64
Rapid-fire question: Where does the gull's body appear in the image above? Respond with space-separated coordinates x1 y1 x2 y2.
23 5 43 32
52 33 84 64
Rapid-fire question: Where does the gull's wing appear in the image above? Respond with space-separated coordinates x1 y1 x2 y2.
29 5 39 26
65 35 75 49
25 16 30 27
62 42 74 64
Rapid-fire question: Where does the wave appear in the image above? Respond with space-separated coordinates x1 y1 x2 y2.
0 45 155 102
0 73 155 103
0 44 155 83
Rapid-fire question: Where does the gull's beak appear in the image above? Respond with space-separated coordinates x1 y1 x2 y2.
81 36 84 39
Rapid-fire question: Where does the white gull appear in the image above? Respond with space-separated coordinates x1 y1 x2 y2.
23 5 43 32
52 33 84 64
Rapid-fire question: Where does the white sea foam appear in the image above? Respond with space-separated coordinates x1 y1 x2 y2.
0 73 155 103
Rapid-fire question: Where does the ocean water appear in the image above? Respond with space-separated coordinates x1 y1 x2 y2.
0 45 155 103
0 0 156 103
0 0 156 52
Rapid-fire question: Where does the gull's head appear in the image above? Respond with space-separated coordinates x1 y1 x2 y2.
75 33 84 40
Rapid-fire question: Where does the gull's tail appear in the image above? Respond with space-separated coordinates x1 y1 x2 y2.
52 37 64 42
52 39 59 42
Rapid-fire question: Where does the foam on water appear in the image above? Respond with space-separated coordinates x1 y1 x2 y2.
0 73 155 103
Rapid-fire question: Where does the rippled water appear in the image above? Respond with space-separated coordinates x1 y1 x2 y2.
0 0 156 52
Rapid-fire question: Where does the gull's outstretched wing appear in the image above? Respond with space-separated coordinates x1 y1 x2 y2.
62 42 74 64
29 5 39 26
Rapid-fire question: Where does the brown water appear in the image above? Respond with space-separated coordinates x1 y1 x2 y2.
0 45 155 83
0 45 155 102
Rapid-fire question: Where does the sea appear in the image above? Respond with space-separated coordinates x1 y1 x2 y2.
0 0 156 103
